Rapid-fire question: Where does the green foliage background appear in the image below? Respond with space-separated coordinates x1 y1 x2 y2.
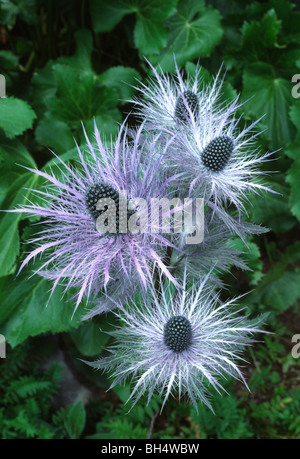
0 0 300 439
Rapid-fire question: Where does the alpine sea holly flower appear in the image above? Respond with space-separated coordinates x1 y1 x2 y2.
168 101 274 219
87 271 265 412
11 121 181 312
131 58 225 134
132 59 274 222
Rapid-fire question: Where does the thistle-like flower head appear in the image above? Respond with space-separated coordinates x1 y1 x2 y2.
88 271 265 412
170 99 274 218
13 121 180 311
132 59 274 222
132 59 222 133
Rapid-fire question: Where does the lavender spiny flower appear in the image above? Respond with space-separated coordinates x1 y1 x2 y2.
10 121 180 312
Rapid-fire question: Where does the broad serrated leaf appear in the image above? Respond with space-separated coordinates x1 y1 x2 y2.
240 8 282 62
57 29 94 75
242 62 295 150
150 0 223 71
90 0 177 54
48 64 119 126
0 97 36 139
285 137 300 221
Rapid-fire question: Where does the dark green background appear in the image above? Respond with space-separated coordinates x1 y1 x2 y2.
0 0 300 439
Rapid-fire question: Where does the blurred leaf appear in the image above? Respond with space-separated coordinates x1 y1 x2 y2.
0 0 19 27
285 136 300 221
89 0 177 54
250 241 300 313
231 8 283 66
57 29 94 75
0 0 39 26
0 262 83 347
0 137 38 277
242 9 281 49
70 314 118 357
0 97 36 139
0 50 19 70
289 103 300 130
244 176 296 234
31 60 57 117
89 0 133 32
64 401 86 439
133 0 177 54
256 270 300 313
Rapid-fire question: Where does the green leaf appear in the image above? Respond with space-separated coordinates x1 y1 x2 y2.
0 97 36 139
0 0 19 26
250 242 300 313
0 0 39 26
244 176 296 234
289 102 300 132
0 137 38 277
35 115 74 154
241 62 295 150
64 401 86 439
70 314 118 357
133 0 177 54
242 9 281 49
90 0 177 54
80 113 123 142
99 66 141 103
230 239 263 286
254 271 300 314
0 262 84 347
58 29 94 75
89 0 132 32
150 0 223 71
31 60 57 118
48 64 119 125
0 50 19 70
236 8 282 65
285 136 300 221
